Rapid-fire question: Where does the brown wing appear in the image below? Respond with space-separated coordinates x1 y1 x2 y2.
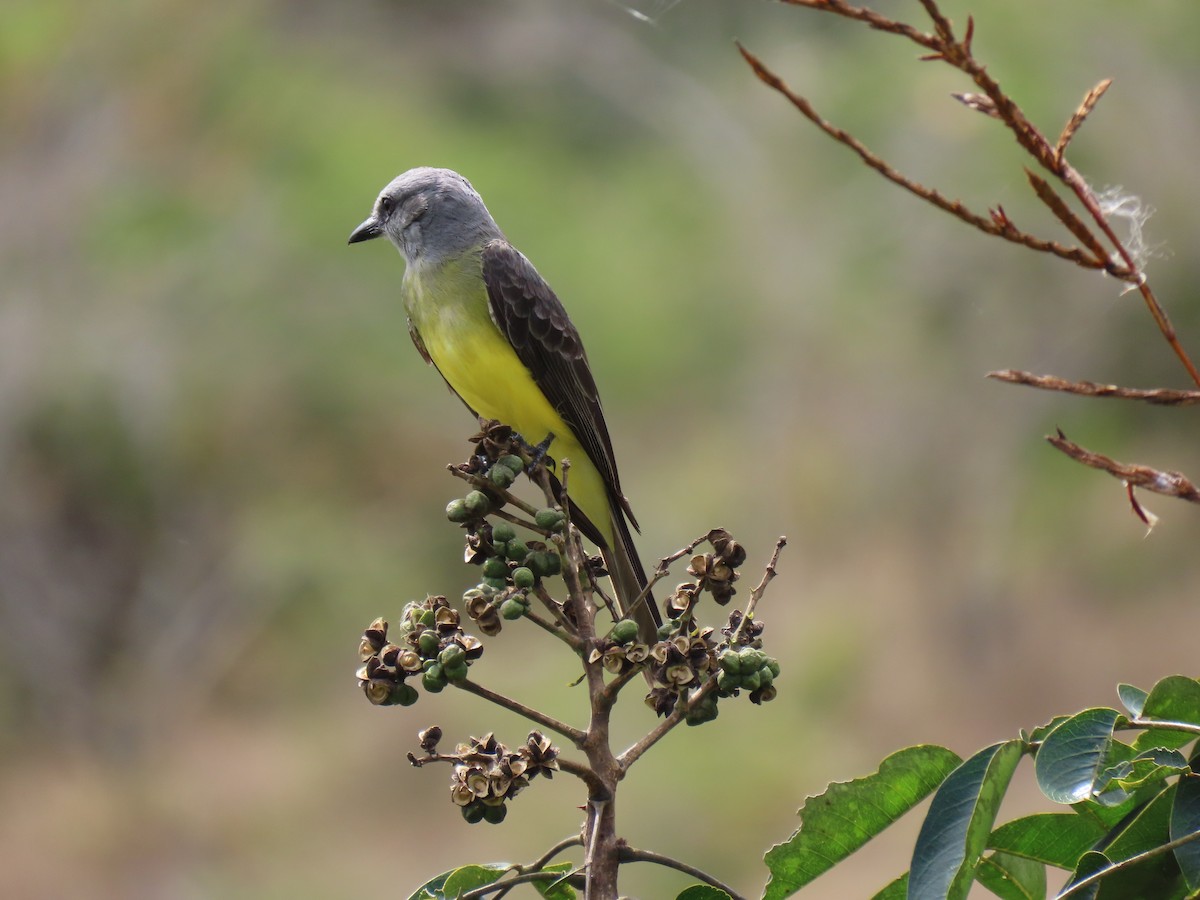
480 239 639 537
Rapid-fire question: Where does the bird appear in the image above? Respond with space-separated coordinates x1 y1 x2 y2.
348 167 660 642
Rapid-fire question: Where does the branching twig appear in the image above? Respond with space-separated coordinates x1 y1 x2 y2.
735 43 1105 271
731 536 787 645
989 371 1200 406
619 846 749 900
617 677 718 773
1048 430 1200 505
454 678 587 746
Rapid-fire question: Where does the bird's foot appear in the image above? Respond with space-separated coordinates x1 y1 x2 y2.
516 431 556 474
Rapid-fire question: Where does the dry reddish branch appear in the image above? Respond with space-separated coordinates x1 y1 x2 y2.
989 371 1200 407
735 44 1104 270
1056 79 1112 163
1048 430 1200 506
745 0 1200 388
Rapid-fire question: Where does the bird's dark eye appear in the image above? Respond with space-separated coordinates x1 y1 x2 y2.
378 196 395 217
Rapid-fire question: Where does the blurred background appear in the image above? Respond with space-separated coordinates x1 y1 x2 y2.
3 1 1200 897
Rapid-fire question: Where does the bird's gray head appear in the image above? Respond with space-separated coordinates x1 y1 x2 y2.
347 167 502 267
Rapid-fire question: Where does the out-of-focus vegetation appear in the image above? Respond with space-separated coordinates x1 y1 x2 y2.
2 1 1200 896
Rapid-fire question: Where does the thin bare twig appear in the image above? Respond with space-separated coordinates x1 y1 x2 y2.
989 371 1200 406
731 536 788 645
1056 79 1112 163
1047 430 1200 505
747 0 1200 386
619 846 749 900
454 678 587 746
736 43 1107 271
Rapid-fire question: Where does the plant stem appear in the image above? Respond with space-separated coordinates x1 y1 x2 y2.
620 846 748 900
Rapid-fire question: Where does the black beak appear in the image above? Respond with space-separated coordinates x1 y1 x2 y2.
348 216 383 245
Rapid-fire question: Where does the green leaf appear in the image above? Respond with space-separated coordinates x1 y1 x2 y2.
1027 716 1071 745
407 864 509 899
988 813 1106 869
1035 708 1125 804
909 740 1024 900
1132 677 1200 753
532 862 578 899
1170 774 1200 891
1118 684 1148 719
762 744 961 899
1063 785 1185 898
1110 748 1190 792
869 872 907 900
675 886 732 900
441 864 509 898
1143 676 1200 726
975 850 1045 900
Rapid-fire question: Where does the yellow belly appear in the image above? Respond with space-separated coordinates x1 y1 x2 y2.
406 263 613 547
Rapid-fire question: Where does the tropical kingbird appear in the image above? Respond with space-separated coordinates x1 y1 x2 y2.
348 167 660 641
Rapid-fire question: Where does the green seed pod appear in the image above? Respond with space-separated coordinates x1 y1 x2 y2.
738 647 765 672
446 498 471 522
656 623 675 640
498 454 525 475
741 669 762 692
444 662 469 683
491 521 516 544
464 490 491 516
482 576 508 591
422 667 446 693
511 566 535 590
716 669 740 695
483 803 508 825
537 549 559 578
489 464 515 489
611 618 639 645
461 802 486 824
758 664 774 687
439 644 466 667
767 658 781 679
482 557 509 579
505 539 529 563
394 683 420 707
534 507 566 531
500 597 526 620
417 630 440 657
718 650 742 675
418 609 437 627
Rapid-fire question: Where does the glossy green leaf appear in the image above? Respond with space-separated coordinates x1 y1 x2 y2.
1133 677 1200 753
532 862 577 899
987 813 1106 869
975 850 1045 900
763 745 961 899
1143 676 1200 726
1118 684 1148 719
1169 773 1200 891
1035 709 1124 804
909 740 1024 900
675 886 732 900
1062 785 1185 898
407 864 509 900
1111 748 1189 792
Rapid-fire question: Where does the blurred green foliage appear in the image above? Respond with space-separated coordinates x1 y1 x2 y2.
2 0 1200 897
